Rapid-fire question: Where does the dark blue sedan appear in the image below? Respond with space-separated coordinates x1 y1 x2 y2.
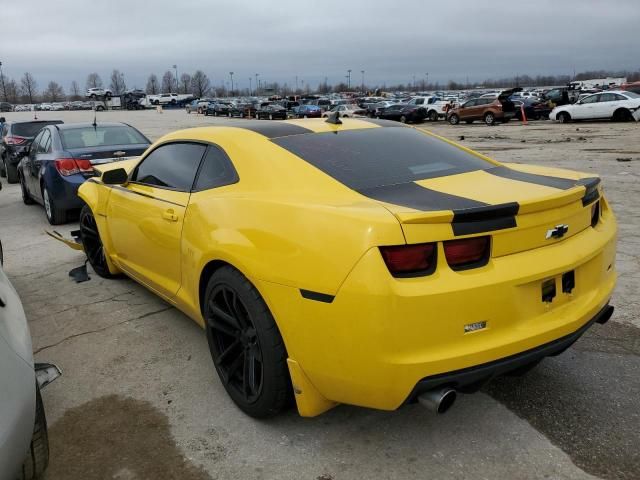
18 122 151 224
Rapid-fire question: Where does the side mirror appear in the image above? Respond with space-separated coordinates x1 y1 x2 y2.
101 168 128 185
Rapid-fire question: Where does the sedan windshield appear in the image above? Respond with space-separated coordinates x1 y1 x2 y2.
60 126 148 149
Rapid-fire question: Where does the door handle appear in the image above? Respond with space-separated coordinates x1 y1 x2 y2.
162 209 179 222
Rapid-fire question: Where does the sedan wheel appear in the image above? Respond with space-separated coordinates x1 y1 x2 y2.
484 112 495 125
429 110 438 122
400 115 407 123
204 266 291 418
558 112 571 123
449 114 460 125
42 185 66 225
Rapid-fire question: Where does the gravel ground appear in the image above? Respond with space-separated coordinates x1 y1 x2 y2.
1 109 638 480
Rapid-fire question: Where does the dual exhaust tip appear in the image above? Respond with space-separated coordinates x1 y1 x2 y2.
418 387 457 414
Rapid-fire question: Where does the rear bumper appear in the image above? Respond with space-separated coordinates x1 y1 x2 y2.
405 303 613 402
45 168 87 211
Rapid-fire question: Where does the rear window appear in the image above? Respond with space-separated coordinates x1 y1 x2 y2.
272 127 491 191
11 121 62 138
60 126 149 149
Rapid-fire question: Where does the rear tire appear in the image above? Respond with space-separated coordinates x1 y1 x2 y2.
449 114 460 125
204 266 291 418
429 110 438 121
400 115 407 123
42 185 66 225
20 174 34 205
20 385 49 480
613 108 632 122
79 205 117 278
484 112 495 125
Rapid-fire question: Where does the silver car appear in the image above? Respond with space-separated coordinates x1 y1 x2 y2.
0 200 60 480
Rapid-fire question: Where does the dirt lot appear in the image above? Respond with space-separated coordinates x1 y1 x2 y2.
1 110 638 480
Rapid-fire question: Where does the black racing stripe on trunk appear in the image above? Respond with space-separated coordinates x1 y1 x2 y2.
452 203 519 236
300 289 335 303
357 118 411 128
230 121 314 139
358 182 489 212
487 166 578 190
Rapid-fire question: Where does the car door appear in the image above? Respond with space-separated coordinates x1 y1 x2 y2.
573 94 600 120
23 129 47 198
106 142 207 298
458 99 477 120
595 93 619 119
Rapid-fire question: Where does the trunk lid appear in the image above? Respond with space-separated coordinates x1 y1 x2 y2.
377 164 601 257
65 144 148 165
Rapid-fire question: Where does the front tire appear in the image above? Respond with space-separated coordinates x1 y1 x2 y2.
429 110 438 122
558 112 571 123
449 113 460 125
42 185 66 225
21 385 49 480
204 266 291 418
79 205 116 278
400 115 407 123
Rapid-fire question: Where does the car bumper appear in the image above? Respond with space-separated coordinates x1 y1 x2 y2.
46 170 87 211
259 205 617 416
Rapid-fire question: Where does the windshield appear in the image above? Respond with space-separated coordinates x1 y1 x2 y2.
60 126 149 149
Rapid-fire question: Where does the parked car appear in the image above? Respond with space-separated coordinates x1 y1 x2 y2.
405 96 449 121
1 120 64 183
366 100 396 117
620 81 640 95
0 102 12 112
0 234 61 479
255 103 288 120
186 99 213 114
512 97 552 121
447 88 520 125
376 103 427 123
206 102 233 116
70 118 616 419
305 98 332 111
18 122 151 224
322 104 366 118
294 104 322 118
542 87 580 106
85 88 112 99
148 93 178 105
227 102 255 118
549 91 640 123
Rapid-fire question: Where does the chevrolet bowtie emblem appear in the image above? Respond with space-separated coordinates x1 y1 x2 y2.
113 151 126 157
546 224 569 239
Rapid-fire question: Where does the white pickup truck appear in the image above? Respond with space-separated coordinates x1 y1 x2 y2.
405 96 450 121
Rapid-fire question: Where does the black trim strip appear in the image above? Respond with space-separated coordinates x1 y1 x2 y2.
452 202 519 236
487 166 578 190
358 118 411 128
227 121 314 139
300 289 335 303
359 182 488 212
578 177 601 206
112 185 186 207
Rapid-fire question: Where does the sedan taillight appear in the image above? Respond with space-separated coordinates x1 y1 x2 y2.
55 158 94 176
4 135 28 145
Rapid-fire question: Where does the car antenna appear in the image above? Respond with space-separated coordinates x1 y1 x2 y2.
325 110 342 125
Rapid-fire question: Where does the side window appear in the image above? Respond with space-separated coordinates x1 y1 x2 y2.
614 94 627 101
581 95 599 104
599 93 615 102
194 145 239 191
37 130 50 153
30 131 44 158
133 142 206 191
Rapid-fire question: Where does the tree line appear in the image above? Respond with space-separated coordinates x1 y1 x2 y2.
1 68 640 104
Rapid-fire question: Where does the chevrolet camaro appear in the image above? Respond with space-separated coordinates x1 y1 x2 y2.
74 118 616 418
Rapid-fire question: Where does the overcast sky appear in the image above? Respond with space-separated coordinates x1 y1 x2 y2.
1 0 638 91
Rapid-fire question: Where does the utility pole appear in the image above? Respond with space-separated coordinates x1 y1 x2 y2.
361 70 365 93
295 75 298 92
173 65 178 93
229 72 234 96
0 61 6 102
425 72 429 89
413 74 416 91
347 69 352 89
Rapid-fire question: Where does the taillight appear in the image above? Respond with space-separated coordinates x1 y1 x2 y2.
591 200 600 227
54 158 93 176
443 236 490 270
5 135 27 145
380 243 436 277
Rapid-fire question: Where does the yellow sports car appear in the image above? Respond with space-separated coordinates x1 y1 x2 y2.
76 118 616 418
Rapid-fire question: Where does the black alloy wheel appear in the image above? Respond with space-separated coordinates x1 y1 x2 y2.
204 267 290 417
79 205 115 278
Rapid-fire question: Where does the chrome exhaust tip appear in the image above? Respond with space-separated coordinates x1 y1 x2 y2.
418 388 457 414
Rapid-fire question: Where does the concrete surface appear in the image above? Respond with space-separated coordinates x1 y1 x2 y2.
0 110 638 479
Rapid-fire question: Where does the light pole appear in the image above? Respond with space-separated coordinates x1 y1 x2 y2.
229 72 234 96
347 69 352 89
361 70 365 93
255 73 259 95
425 72 429 89
295 75 298 93
173 65 178 93
0 61 6 102
249 77 252 96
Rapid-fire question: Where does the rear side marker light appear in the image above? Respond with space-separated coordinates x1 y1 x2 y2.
380 243 436 277
443 236 490 271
